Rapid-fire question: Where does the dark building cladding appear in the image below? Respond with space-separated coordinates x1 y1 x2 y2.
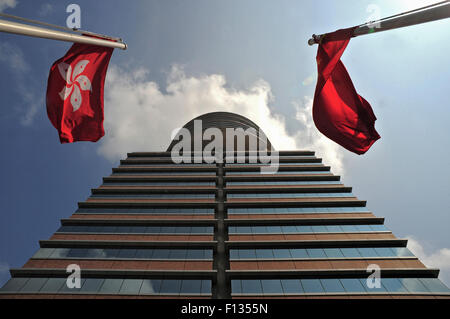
1 112 449 299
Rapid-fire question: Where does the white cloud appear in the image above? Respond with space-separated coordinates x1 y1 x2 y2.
0 42 41 126
0 0 16 12
100 65 345 174
38 3 53 17
293 97 344 174
100 65 297 160
19 88 41 126
407 236 450 287
301 73 316 86
0 42 28 73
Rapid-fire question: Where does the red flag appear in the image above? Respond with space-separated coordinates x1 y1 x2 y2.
312 28 380 154
46 43 113 143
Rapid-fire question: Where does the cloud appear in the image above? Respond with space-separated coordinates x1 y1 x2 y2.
0 0 16 12
293 97 344 174
19 88 42 126
301 73 316 86
0 42 41 126
100 65 297 160
38 3 53 17
407 236 450 287
100 65 345 174
0 42 28 73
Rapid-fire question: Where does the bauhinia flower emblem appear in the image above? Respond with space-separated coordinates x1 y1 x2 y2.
58 60 92 112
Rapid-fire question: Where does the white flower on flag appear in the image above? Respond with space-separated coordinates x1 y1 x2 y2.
57 60 92 112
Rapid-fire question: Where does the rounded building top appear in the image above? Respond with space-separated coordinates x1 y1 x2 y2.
166 112 273 152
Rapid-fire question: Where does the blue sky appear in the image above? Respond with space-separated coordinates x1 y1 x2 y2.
0 0 449 287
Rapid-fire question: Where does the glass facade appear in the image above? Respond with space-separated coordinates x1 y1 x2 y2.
226 181 340 186
0 278 212 295
229 247 414 259
112 171 215 175
226 162 322 166
226 170 331 175
231 278 450 295
120 163 214 167
57 225 214 234
103 181 215 186
227 207 370 214
227 192 353 198
90 193 215 199
228 224 388 234
75 207 215 215
2 146 448 300
33 248 213 260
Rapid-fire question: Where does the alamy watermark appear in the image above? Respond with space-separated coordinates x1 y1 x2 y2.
66 264 81 289
366 264 382 289
66 4 81 29
170 120 279 173
366 4 381 29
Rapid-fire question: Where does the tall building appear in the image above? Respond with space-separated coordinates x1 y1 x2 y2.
1 112 449 299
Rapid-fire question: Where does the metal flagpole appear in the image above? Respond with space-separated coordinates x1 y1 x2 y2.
308 1 450 45
0 16 127 50
0 12 123 42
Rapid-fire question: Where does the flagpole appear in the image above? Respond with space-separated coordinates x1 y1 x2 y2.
308 1 450 45
0 18 127 50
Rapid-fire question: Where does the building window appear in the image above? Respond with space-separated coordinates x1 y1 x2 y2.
90 193 215 199
57 225 214 234
75 208 215 215
0 278 212 295
229 278 450 295
227 192 353 199
32 248 213 260
103 181 215 186
229 247 414 260
113 171 215 176
226 181 340 186
228 224 388 234
227 207 370 214
226 170 330 175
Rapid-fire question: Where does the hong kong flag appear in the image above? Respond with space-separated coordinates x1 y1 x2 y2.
313 27 380 154
46 43 114 143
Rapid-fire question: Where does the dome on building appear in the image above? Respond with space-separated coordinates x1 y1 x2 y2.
166 111 273 152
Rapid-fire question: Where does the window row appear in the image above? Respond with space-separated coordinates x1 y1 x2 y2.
120 163 214 167
226 181 340 186
0 277 211 295
125 155 317 161
231 278 449 295
227 207 369 214
124 157 175 160
75 208 215 215
103 182 215 186
225 155 317 162
33 248 213 260
225 170 330 175
225 162 322 166
227 192 353 198
90 193 215 199
57 225 214 234
229 224 388 234
112 172 215 176
229 247 414 259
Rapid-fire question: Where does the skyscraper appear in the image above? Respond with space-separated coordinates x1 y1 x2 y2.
1 112 449 299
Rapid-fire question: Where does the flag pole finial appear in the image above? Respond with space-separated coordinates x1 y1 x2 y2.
308 34 323 46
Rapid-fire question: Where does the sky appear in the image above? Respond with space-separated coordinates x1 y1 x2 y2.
0 0 449 287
